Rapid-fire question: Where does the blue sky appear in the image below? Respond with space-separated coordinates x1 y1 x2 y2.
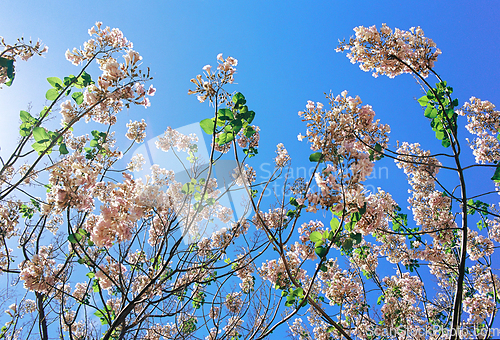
2 0 500 335
2 0 499 216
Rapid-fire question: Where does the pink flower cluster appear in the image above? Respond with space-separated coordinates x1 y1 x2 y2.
155 127 199 153
63 23 155 126
237 125 260 148
260 247 306 289
19 246 62 293
274 143 291 167
126 119 147 143
0 200 20 239
457 97 500 164
394 143 455 236
85 173 145 248
380 273 424 328
188 53 238 103
65 22 132 66
0 36 48 86
46 152 103 213
467 228 494 261
95 256 127 292
298 92 389 213
336 24 441 78
317 259 362 306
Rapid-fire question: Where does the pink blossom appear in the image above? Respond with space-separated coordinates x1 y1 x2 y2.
147 84 156 96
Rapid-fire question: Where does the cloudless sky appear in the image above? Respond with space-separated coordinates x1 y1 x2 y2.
1 0 500 334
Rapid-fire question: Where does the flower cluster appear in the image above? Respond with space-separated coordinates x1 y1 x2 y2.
317 259 363 307
188 53 238 103
95 257 127 292
457 97 500 164
225 292 243 314
126 119 147 143
46 151 103 213
0 200 20 239
65 22 132 66
237 125 260 148
19 246 62 293
155 127 199 153
274 143 291 167
260 247 306 289
64 22 155 126
380 273 424 328
394 143 452 234
127 153 146 172
232 164 256 187
336 24 441 78
298 92 389 212
0 36 48 86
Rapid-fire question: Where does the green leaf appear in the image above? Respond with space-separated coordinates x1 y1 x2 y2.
309 231 323 243
351 233 362 245
342 238 353 250
492 164 500 182
0 57 14 85
330 217 340 231
76 71 93 88
244 125 255 138
232 92 246 105
217 132 234 145
424 105 437 119
59 143 69 155
94 310 108 325
32 127 50 142
377 295 385 305
40 106 50 118
20 110 33 123
246 110 255 124
45 88 59 101
418 95 429 106
72 92 83 105
441 137 451 148
315 246 327 258
435 130 444 140
86 272 95 279
47 77 63 89
200 118 215 135
68 233 83 244
218 108 233 120
309 152 323 162
230 119 243 135
181 182 195 194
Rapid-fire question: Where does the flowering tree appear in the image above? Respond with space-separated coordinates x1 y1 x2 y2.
0 22 499 340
